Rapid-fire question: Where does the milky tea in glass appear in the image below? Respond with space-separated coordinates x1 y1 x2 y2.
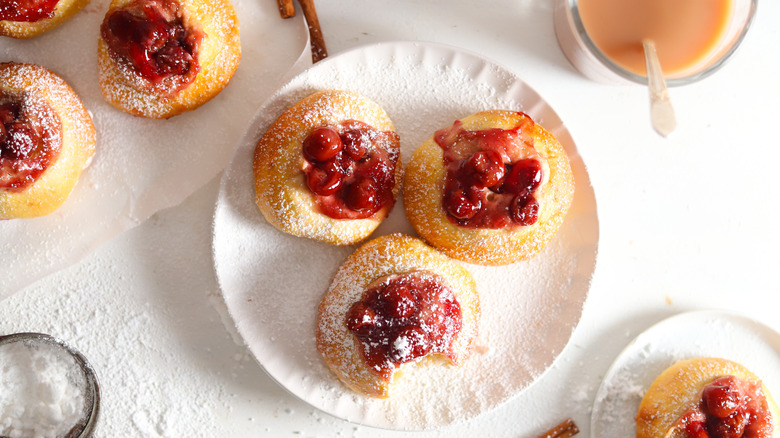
554 0 756 85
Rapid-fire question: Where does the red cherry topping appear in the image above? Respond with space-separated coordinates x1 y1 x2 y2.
345 272 462 378
303 127 343 162
0 107 14 125
155 42 192 76
707 411 748 438
101 0 202 87
435 116 544 229
465 150 505 189
510 194 539 226
345 178 378 212
380 283 416 319
301 120 399 220
305 159 342 196
345 303 377 335
391 326 430 362
0 0 60 22
3 122 38 160
445 188 482 220
678 375 774 438
0 100 61 191
502 159 542 195
703 377 742 418
685 421 710 438
342 129 368 161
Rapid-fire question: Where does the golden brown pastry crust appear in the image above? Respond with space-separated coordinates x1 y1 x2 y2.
253 90 402 246
316 233 480 398
0 0 90 39
636 357 780 438
0 62 96 219
403 110 574 265
97 0 241 119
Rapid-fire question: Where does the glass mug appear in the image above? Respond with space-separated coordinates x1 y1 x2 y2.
553 0 758 85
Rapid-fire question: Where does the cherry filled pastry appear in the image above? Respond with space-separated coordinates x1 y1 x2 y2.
636 358 780 438
316 234 480 398
98 0 240 118
404 110 575 265
0 62 96 219
0 0 89 38
254 90 402 246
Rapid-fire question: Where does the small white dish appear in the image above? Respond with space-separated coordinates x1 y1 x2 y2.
591 310 780 437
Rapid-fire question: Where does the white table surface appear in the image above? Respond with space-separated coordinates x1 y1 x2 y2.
2 1 780 437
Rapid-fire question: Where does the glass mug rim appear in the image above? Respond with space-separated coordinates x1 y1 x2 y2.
565 0 759 86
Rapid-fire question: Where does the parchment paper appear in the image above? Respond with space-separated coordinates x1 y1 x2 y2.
0 0 310 297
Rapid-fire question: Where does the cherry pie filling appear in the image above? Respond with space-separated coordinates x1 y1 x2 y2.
301 120 399 220
0 0 60 22
344 272 462 379
101 0 203 90
0 98 62 191
679 376 773 438
435 113 545 229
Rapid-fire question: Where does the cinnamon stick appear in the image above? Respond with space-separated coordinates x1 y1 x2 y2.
276 0 295 18
537 418 580 438
297 0 328 62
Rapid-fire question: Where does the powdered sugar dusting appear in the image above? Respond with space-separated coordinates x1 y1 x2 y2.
213 42 598 430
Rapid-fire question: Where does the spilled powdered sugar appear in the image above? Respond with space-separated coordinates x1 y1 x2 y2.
214 42 598 430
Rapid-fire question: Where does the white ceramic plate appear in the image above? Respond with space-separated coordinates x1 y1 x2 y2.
212 41 599 430
591 310 780 437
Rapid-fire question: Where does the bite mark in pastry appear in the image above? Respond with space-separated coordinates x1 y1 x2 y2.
316 233 480 398
0 0 90 38
98 0 240 118
404 110 574 265
254 90 401 246
0 62 96 219
636 358 780 438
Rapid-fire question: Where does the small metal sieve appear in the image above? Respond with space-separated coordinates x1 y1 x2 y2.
0 332 101 438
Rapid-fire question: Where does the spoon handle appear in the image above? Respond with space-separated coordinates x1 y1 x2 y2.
643 39 676 137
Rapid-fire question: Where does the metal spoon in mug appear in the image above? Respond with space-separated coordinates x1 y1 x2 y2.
643 39 676 137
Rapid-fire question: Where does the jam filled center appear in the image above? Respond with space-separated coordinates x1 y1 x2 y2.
344 272 462 379
301 120 399 220
101 0 203 89
681 375 773 438
0 0 60 22
436 113 545 229
0 98 62 191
